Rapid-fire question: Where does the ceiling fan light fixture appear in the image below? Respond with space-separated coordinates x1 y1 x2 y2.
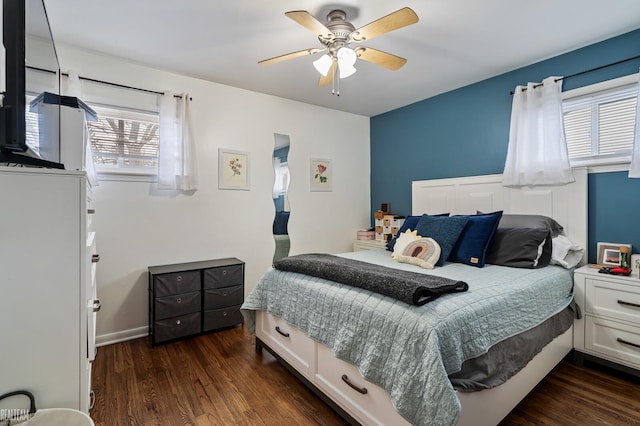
339 63 357 79
337 46 357 79
313 54 333 76
260 8 418 91
337 46 357 67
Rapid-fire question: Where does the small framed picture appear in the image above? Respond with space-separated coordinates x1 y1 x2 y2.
219 149 250 190
596 242 632 266
380 203 390 214
310 158 331 192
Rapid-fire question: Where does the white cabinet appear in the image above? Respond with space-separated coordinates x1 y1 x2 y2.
573 265 640 372
0 168 98 413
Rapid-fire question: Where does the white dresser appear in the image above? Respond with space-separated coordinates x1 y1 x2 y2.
573 264 640 373
0 167 98 413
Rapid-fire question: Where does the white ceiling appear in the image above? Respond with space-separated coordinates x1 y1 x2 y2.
43 0 640 117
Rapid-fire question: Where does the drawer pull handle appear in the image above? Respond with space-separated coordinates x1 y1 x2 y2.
223 311 228 317
177 275 183 282
275 326 290 338
177 298 182 304
341 374 368 395
91 254 100 263
92 299 101 312
87 208 96 215
617 338 640 349
222 270 228 275
617 300 640 309
176 320 181 325
223 292 228 296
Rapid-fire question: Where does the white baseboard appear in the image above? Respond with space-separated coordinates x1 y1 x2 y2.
96 326 148 347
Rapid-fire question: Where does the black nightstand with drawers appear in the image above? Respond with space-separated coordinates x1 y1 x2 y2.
148 258 245 346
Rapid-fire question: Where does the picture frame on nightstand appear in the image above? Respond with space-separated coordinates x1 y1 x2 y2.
596 242 632 266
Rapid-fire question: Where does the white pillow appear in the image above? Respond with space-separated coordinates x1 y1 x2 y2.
391 229 420 259
395 238 441 270
550 235 584 269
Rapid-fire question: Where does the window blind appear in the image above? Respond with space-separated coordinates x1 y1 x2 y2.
563 83 637 163
87 105 159 171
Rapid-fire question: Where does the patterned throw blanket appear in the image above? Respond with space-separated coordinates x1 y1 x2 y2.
274 253 468 305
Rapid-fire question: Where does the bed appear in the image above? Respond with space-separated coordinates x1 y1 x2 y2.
242 169 587 426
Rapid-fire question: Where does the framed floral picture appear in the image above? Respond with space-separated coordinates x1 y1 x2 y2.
310 158 331 192
219 149 250 190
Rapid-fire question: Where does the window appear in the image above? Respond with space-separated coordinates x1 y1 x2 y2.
87 104 159 174
563 75 638 166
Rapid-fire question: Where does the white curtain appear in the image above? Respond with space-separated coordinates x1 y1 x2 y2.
66 70 99 187
629 70 640 178
66 70 83 98
158 91 198 190
503 76 574 186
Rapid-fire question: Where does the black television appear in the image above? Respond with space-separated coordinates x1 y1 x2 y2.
0 0 63 168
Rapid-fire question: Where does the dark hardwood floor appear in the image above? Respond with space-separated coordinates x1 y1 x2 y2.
91 326 640 425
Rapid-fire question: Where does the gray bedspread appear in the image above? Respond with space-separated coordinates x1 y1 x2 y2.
274 253 468 305
241 249 574 426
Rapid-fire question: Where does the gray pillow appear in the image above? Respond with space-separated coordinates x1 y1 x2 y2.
496 214 563 237
485 228 552 268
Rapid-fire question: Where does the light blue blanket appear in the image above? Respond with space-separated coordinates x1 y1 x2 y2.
241 249 574 426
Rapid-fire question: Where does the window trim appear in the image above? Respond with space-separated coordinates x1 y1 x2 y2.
563 72 638 173
97 171 158 182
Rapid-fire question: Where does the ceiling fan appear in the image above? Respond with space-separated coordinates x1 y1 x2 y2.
258 7 419 94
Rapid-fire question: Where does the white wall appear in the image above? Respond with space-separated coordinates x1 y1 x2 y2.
55 45 371 344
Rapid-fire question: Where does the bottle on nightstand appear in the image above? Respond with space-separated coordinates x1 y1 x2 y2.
611 246 632 276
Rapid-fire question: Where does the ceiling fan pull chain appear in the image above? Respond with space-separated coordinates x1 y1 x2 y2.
332 64 337 95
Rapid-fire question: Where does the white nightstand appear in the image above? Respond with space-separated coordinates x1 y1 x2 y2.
352 240 388 252
573 264 640 375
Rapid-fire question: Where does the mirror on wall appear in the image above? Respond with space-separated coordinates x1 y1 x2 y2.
272 133 291 263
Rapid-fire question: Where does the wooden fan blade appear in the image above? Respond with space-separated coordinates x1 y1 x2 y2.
351 7 418 42
258 48 322 66
285 10 334 40
356 47 407 71
318 61 337 87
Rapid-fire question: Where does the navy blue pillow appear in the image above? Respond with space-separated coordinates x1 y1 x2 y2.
449 211 503 267
386 213 450 251
415 215 469 266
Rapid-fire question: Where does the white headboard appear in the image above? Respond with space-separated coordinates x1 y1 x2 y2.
412 168 588 263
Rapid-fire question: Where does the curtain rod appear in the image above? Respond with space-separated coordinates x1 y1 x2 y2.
26 65 190 100
510 54 640 95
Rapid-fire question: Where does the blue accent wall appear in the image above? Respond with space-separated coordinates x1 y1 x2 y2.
371 29 640 262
